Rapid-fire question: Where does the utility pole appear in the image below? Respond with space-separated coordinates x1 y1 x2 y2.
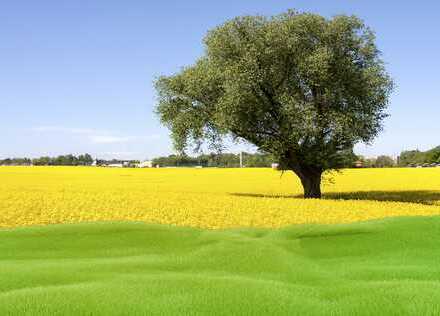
239 151 243 168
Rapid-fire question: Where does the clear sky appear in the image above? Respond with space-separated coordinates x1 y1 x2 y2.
1 0 439 160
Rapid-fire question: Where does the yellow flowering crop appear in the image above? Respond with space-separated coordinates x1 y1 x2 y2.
0 166 439 229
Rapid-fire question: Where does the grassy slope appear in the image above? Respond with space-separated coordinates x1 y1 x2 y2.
1 217 440 315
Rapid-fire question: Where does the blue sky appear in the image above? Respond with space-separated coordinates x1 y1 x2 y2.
1 0 439 160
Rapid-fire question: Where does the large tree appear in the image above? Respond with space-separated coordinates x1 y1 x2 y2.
155 10 393 198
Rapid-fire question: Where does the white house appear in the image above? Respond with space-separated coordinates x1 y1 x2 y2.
139 160 153 168
107 163 124 168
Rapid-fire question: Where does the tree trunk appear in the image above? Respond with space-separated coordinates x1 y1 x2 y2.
293 166 322 199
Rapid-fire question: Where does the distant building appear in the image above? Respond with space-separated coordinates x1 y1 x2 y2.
271 163 279 170
107 163 124 168
139 160 153 168
354 160 363 168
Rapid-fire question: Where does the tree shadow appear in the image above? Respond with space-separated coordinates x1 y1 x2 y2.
230 193 297 199
324 191 440 205
230 190 440 205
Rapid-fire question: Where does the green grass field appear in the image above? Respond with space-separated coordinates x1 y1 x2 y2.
2 216 440 315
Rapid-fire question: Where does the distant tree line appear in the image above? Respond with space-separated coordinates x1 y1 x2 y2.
152 152 274 168
355 146 440 168
0 155 145 167
398 146 440 166
152 150 358 168
1 146 439 168
0 152 356 168
0 154 94 166
0 157 33 166
356 155 396 168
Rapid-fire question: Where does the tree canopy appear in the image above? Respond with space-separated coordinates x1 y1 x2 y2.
155 10 393 198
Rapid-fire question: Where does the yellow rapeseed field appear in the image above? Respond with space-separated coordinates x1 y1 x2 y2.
0 166 439 229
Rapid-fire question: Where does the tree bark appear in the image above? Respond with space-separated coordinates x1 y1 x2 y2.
292 166 322 199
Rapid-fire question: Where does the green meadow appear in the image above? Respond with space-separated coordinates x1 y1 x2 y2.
1 216 440 315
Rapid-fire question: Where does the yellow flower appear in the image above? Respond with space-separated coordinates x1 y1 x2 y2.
0 166 439 229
